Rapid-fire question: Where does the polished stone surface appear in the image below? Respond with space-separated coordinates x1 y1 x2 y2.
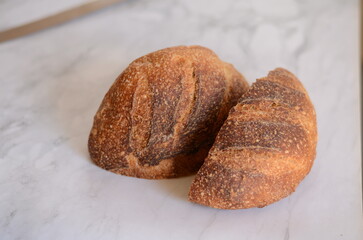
0 0 362 239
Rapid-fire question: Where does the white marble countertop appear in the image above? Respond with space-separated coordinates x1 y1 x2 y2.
0 0 362 239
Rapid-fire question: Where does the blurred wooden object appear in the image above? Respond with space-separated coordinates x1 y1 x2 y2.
0 0 125 43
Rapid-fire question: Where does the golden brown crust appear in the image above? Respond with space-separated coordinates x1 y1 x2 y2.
189 68 317 209
88 46 249 179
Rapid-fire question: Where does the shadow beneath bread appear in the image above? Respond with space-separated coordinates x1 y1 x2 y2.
157 175 195 201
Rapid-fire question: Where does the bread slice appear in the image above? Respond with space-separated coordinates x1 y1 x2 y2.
189 68 317 209
88 46 249 179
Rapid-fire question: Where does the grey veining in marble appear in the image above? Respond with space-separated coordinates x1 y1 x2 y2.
0 0 362 239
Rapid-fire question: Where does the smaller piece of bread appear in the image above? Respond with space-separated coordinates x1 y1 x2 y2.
189 68 317 209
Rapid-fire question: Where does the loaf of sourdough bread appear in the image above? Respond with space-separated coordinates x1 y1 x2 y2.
189 68 317 209
88 46 249 179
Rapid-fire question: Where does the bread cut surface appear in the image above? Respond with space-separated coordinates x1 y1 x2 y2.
189 68 317 209
88 46 249 179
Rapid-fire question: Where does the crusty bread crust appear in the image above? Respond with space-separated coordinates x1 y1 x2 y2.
88 46 249 179
189 68 317 209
